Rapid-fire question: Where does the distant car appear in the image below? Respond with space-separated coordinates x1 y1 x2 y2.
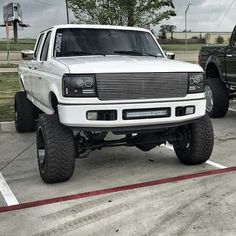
16 24 214 183
199 26 236 118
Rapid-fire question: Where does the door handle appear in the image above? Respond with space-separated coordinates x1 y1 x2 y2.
226 54 233 58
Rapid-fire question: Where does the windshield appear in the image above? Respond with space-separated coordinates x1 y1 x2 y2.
54 28 164 58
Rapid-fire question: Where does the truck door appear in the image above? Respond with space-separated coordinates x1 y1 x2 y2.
31 31 52 106
26 33 44 96
226 29 236 85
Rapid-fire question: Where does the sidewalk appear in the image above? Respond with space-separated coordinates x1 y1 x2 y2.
174 51 199 62
0 68 18 73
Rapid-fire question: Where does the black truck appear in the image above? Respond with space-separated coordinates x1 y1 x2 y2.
199 26 236 118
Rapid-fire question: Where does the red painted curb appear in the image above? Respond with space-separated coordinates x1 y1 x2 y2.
1 166 236 213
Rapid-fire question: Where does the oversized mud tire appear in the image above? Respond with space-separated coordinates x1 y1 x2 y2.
205 78 229 118
174 115 214 165
14 91 36 133
36 114 75 183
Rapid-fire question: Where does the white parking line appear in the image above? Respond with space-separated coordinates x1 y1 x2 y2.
229 108 236 112
161 143 227 169
162 143 174 150
0 172 19 206
205 160 227 169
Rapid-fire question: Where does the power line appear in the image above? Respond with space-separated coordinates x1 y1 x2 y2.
33 0 53 6
216 0 236 31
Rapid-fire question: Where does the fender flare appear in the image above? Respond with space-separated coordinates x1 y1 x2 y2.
48 90 60 114
205 55 225 82
19 75 26 91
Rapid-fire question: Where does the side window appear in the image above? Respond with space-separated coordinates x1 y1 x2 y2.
232 33 236 47
34 34 44 59
40 31 52 61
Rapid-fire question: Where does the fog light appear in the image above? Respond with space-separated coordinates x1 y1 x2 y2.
185 106 195 115
87 112 98 120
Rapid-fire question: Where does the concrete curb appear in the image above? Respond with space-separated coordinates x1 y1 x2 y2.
0 121 15 132
0 68 18 73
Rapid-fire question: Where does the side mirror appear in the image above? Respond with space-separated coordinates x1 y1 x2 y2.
166 52 175 60
21 50 35 60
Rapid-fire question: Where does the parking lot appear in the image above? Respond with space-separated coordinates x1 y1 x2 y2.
0 102 236 235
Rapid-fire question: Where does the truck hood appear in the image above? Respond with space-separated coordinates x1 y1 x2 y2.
55 55 203 74
201 44 228 51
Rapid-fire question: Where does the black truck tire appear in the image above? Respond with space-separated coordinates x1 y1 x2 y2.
174 115 214 165
205 78 229 118
36 114 75 183
14 91 36 133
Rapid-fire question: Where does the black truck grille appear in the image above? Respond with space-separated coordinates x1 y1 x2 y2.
96 73 188 101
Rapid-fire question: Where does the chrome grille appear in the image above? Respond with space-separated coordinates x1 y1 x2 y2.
96 73 188 100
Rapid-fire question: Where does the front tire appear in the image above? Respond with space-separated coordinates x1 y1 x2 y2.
36 114 75 183
205 78 229 118
14 91 36 133
174 115 214 165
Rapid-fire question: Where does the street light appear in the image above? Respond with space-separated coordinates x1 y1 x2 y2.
185 3 192 54
65 0 69 24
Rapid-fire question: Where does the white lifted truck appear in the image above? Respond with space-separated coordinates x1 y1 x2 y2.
16 25 214 183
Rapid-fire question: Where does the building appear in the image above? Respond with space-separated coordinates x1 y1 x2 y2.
205 32 231 44
166 31 231 44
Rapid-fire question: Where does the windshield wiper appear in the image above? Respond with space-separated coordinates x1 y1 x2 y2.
114 50 158 58
62 51 93 56
61 51 107 57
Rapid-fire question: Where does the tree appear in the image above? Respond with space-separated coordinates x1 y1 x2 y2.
159 24 176 39
67 0 176 28
168 24 176 39
216 35 224 44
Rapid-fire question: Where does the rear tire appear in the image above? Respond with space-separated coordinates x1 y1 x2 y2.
14 91 36 133
174 115 214 165
36 114 75 183
205 78 229 118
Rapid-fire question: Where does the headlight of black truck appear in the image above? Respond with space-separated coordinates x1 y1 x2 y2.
188 73 204 93
63 74 97 97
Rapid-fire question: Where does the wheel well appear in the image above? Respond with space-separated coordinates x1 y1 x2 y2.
19 77 25 91
206 63 220 79
50 93 58 114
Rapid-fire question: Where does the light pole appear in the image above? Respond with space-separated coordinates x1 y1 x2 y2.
185 3 191 54
65 0 69 24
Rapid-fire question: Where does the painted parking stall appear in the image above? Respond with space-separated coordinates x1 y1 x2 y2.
1 166 236 213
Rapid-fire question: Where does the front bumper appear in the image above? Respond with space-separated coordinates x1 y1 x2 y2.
58 98 206 130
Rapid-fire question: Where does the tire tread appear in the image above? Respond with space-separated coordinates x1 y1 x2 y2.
206 78 229 118
174 115 214 165
15 91 35 132
37 114 75 183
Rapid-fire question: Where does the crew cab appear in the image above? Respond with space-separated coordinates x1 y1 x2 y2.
15 25 214 183
199 26 236 118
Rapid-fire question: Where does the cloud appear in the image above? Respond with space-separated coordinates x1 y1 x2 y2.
0 0 235 39
157 0 236 33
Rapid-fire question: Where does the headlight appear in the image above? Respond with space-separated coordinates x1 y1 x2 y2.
63 74 97 97
188 73 204 93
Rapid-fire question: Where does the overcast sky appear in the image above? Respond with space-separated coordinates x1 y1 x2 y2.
0 0 236 39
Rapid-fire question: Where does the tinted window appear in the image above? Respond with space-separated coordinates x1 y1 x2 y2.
34 33 44 59
40 31 52 61
54 29 163 58
232 33 236 47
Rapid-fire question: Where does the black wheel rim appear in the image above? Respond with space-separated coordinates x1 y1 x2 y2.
37 127 46 173
178 126 191 150
205 85 213 112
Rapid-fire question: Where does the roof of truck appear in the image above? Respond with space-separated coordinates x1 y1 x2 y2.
40 24 150 33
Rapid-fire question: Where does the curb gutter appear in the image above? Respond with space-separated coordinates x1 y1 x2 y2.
0 122 15 132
